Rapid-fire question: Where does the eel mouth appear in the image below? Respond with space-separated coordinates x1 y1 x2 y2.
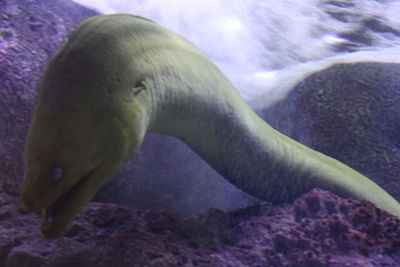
40 167 98 238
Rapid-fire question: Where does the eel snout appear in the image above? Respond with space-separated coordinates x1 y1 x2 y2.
21 163 102 238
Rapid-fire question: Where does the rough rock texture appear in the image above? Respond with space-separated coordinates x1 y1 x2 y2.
0 0 98 195
0 188 399 266
0 0 256 215
261 62 400 202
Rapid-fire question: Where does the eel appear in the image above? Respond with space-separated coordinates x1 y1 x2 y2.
21 14 400 239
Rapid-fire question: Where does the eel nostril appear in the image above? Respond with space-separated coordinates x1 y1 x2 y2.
133 80 147 96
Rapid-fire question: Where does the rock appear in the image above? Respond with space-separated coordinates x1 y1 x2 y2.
0 189 399 266
261 62 400 201
0 0 98 195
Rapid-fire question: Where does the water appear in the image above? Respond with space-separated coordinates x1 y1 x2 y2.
73 0 400 105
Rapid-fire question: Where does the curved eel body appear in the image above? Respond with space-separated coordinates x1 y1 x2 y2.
21 14 400 238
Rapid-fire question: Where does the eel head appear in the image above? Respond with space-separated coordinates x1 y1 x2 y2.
21 71 148 238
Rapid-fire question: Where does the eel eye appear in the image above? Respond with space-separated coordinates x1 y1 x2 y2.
51 166 64 181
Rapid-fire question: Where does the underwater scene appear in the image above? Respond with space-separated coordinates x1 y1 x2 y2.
0 0 400 266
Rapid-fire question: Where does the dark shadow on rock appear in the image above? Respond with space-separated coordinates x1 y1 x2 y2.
94 133 258 216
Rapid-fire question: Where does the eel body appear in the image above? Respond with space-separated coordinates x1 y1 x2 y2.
21 14 400 238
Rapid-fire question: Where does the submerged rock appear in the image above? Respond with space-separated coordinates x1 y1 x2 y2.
0 189 399 266
262 62 400 202
0 0 97 195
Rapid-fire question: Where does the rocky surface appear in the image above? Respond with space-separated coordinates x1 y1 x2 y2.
0 188 399 266
0 0 98 195
261 62 400 202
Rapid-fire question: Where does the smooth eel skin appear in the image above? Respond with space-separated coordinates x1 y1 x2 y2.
21 14 400 238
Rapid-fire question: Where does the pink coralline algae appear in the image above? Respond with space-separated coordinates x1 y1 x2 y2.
0 188 399 266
